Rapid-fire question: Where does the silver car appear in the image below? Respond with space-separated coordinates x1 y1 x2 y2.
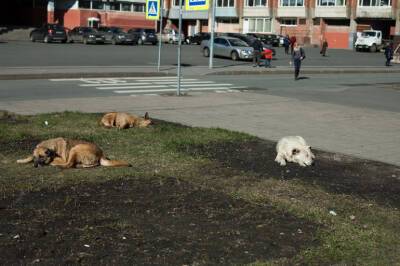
201 36 254 61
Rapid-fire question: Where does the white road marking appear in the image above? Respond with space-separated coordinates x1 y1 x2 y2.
49 77 246 95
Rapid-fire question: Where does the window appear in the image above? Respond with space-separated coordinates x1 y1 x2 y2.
280 18 297 25
217 0 235 7
79 0 91 9
317 0 346 6
280 0 304 6
92 1 104 10
121 2 132 11
133 3 145 12
245 18 272 32
358 0 390 6
246 0 267 6
109 2 120 10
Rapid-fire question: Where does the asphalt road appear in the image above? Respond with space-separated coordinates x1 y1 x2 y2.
0 40 391 68
1 73 399 113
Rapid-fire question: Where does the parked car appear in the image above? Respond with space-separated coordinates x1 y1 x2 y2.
201 36 253 61
97 26 138 45
29 24 67 43
247 33 280 47
244 33 276 56
159 29 185 44
127 28 158 45
222 32 254 45
68 27 105 44
185 32 210 45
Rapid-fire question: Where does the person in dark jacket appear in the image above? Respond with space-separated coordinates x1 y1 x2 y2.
291 42 305 80
320 39 328 56
251 38 264 67
384 43 394 66
283 35 290 55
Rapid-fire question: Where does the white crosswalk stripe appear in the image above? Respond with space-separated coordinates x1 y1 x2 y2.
50 77 247 95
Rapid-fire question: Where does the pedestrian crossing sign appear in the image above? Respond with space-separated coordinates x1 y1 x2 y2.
146 0 160 20
185 0 209 11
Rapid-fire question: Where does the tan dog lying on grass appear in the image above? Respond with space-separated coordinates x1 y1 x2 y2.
275 136 315 167
17 137 131 168
101 112 152 129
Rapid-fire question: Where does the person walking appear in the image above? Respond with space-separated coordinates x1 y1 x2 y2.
251 38 263 67
283 35 290 55
320 38 328 56
384 42 394 66
291 42 305 80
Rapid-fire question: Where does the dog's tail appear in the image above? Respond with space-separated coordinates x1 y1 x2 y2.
17 156 34 164
100 157 131 167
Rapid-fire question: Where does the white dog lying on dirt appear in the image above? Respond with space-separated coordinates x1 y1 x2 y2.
275 136 315 167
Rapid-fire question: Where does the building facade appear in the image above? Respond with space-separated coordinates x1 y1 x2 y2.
1 0 399 48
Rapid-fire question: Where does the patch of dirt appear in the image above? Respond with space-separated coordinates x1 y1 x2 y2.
0 110 29 124
0 139 40 154
183 140 400 208
0 177 319 265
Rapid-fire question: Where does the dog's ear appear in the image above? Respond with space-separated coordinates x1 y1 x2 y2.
144 112 149 120
292 148 300 155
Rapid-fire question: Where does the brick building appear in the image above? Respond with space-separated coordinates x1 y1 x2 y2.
1 0 399 48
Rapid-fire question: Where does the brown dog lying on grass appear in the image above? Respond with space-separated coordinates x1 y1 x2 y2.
101 112 152 129
17 137 131 168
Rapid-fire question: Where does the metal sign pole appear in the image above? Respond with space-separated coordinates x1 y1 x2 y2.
177 0 183 96
157 0 163 72
208 0 216 69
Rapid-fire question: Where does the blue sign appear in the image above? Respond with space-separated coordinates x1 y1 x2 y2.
186 0 209 10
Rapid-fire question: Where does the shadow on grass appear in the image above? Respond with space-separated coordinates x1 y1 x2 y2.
177 139 400 208
0 177 319 265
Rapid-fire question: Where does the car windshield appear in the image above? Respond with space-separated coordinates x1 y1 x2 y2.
48 24 64 30
111 28 124 33
82 28 96 33
361 31 376 37
228 39 248 47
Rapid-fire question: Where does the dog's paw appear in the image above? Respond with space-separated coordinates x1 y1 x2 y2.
275 156 286 166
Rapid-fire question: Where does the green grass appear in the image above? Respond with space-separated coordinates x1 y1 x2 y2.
1 111 399 265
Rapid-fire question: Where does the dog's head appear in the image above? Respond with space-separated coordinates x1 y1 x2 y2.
32 147 56 167
289 146 315 167
135 112 153 128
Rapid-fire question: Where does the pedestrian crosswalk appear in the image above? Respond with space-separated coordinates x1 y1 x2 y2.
50 77 247 96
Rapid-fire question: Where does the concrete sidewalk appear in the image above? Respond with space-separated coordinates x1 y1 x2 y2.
1 90 399 166
0 64 399 80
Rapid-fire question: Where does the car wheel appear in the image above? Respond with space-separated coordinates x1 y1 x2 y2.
138 39 143 45
231 51 239 61
152 41 157 45
370 44 377 53
168 39 174 44
61 39 67 43
203 47 210 57
30 35 35 42
44 35 49 43
68 37 74 43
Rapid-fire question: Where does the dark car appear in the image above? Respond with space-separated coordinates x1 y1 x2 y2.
29 24 67 43
247 33 280 47
68 27 105 44
185 32 210 45
98 26 138 45
127 28 158 45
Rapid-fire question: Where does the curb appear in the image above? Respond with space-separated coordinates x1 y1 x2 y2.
0 67 399 80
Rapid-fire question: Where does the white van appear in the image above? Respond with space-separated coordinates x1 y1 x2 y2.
159 29 185 44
